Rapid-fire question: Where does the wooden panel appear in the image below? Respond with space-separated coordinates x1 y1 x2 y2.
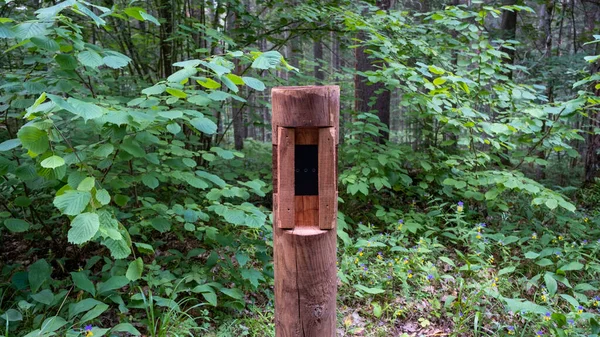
318 127 336 230
295 196 319 227
276 127 294 229
272 86 339 144
295 128 319 145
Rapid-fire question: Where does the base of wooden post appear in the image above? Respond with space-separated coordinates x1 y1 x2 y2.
273 226 337 337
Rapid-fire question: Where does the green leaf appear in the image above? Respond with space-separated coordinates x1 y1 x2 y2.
220 287 244 300
142 174 159 189
202 291 217 306
545 198 558 210
29 259 52 293
77 177 95 191
31 36 60 52
433 77 447 86
95 189 110 205
55 53 78 70
126 257 143 281
142 84 166 95
111 323 141 336
150 216 171 233
439 256 455 267
524 251 539 259
544 273 558 296
31 289 54 305
41 155 65 168
242 77 266 91
428 65 445 75
0 309 22 322
167 67 197 83
166 122 181 134
68 212 100 244
240 268 265 288
102 238 131 259
251 51 282 69
4 218 30 232
80 303 109 322
14 22 49 40
71 271 96 296
103 54 131 69
66 98 104 121
558 261 584 271
97 276 129 295
39 316 67 333
17 126 49 155
54 190 91 216
197 78 221 89
123 7 145 20
78 50 104 68
190 116 217 135
0 138 21 151
165 88 187 98
354 284 385 294
134 242 155 255
498 266 516 275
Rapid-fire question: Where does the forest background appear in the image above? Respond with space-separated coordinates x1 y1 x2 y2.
1 0 600 336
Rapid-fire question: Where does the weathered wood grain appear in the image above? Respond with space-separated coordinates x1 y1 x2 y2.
276 127 294 229
272 86 339 337
318 127 336 230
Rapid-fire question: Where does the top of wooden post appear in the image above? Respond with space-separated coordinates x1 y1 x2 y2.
271 85 340 144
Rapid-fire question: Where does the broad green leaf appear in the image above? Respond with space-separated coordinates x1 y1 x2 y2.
103 54 131 69
31 289 54 305
80 303 109 322
202 291 217 306
17 126 49 155
77 177 95 191
0 138 21 151
41 155 65 168
39 316 67 333
167 67 197 83
251 51 282 69
544 273 558 296
14 22 49 40
498 266 516 275
166 122 181 134
134 242 155 255
97 276 129 295
54 190 91 216
31 36 60 52
66 98 104 121
95 189 110 205
173 59 201 68
102 238 131 259
68 212 100 244
220 287 244 300
68 298 102 319
142 84 166 95
55 53 77 69
190 116 217 135
354 284 385 294
29 259 52 293
545 198 558 210
111 323 141 336
71 271 96 296
125 257 143 281
78 50 104 68
242 76 266 91
4 218 30 232
166 88 187 98
240 268 265 288
142 174 158 189
0 309 22 322
558 261 584 271
150 216 171 233
197 77 221 89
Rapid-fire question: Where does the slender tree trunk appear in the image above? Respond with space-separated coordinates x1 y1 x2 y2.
354 0 394 144
314 39 324 82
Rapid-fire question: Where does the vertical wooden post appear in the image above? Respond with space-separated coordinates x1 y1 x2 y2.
272 86 339 337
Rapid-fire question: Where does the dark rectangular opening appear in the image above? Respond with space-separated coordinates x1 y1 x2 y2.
295 145 318 195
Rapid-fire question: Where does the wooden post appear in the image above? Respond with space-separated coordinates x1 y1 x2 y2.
272 86 339 337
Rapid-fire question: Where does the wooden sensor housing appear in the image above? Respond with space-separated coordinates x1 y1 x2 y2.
272 86 339 230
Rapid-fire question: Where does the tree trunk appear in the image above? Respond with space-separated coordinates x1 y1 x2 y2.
314 39 324 82
354 0 394 143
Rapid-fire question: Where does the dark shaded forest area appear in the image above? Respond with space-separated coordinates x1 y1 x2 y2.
1 0 600 336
